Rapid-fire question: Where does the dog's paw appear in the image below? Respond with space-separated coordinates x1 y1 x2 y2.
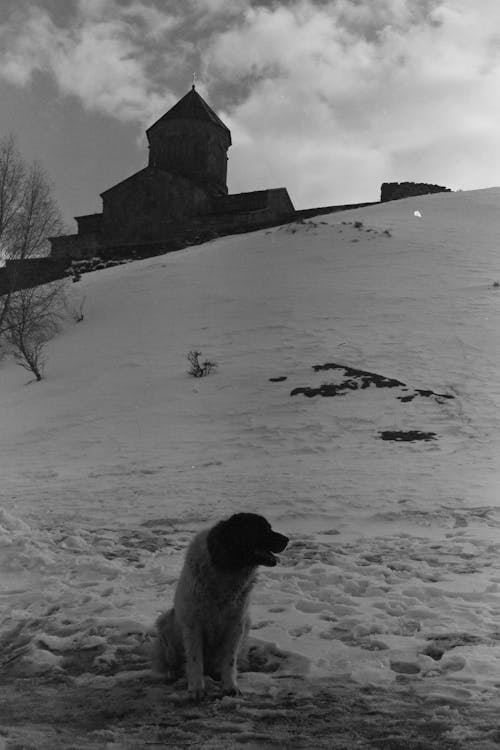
188 686 207 702
221 684 243 697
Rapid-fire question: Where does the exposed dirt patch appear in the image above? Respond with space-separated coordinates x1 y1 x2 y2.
289 362 453 403
291 380 360 398
311 363 404 387
400 389 455 404
379 430 437 442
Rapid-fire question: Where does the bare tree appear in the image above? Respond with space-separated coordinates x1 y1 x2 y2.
5 282 67 381
0 135 64 335
0 135 66 379
0 135 25 253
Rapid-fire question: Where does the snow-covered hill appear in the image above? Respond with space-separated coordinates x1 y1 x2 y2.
1 188 500 748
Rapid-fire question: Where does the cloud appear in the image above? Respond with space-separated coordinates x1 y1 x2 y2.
1 0 500 206
200 0 500 204
0 2 181 123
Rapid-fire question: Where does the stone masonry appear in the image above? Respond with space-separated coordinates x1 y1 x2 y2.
49 86 295 261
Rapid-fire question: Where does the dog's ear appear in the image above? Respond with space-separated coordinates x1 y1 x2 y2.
206 519 238 570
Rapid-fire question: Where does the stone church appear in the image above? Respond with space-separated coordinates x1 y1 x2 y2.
50 86 295 260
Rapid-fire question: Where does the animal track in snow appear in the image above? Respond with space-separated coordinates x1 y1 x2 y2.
289 625 312 637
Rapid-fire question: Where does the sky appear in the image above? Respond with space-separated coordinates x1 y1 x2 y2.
1 0 500 227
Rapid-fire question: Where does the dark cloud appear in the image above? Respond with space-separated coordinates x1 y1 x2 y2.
0 0 499 212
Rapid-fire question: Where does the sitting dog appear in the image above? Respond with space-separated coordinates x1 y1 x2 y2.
154 513 289 699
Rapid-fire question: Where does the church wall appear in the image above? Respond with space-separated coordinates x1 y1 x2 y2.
76 213 103 234
208 188 295 224
101 168 211 245
266 188 296 218
148 119 229 195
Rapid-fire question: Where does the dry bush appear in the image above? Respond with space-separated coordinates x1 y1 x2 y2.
186 350 218 377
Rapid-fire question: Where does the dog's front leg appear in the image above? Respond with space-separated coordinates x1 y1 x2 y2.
182 624 205 700
220 619 246 696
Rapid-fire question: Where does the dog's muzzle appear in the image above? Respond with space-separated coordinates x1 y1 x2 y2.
255 532 289 566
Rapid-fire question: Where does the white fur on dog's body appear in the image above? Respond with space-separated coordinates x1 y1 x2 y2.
155 528 256 698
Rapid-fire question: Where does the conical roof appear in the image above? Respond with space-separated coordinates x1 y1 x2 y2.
146 87 231 141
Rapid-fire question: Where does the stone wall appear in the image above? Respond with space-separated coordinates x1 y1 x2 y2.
101 167 211 245
295 201 379 220
49 232 103 260
49 191 378 265
207 188 295 226
381 182 451 202
48 186 295 262
0 257 69 295
211 190 270 214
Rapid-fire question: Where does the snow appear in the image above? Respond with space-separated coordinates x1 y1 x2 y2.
1 187 500 747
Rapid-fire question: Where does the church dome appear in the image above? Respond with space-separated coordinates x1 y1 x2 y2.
146 86 231 144
146 87 231 195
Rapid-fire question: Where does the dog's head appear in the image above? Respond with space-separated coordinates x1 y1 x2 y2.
206 513 289 572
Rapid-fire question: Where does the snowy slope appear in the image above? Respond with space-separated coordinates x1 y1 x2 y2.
1 187 500 747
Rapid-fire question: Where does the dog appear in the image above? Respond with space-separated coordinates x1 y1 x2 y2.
154 513 289 699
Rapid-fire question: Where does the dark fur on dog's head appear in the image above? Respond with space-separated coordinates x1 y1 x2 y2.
206 513 289 572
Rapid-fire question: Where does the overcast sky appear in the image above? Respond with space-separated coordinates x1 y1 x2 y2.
1 0 499 227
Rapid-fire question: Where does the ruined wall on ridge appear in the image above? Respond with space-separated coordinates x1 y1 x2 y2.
381 182 451 202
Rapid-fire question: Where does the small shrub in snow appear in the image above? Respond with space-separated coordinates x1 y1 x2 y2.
493 281 499 288
354 221 364 229
186 350 218 377
70 296 86 323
